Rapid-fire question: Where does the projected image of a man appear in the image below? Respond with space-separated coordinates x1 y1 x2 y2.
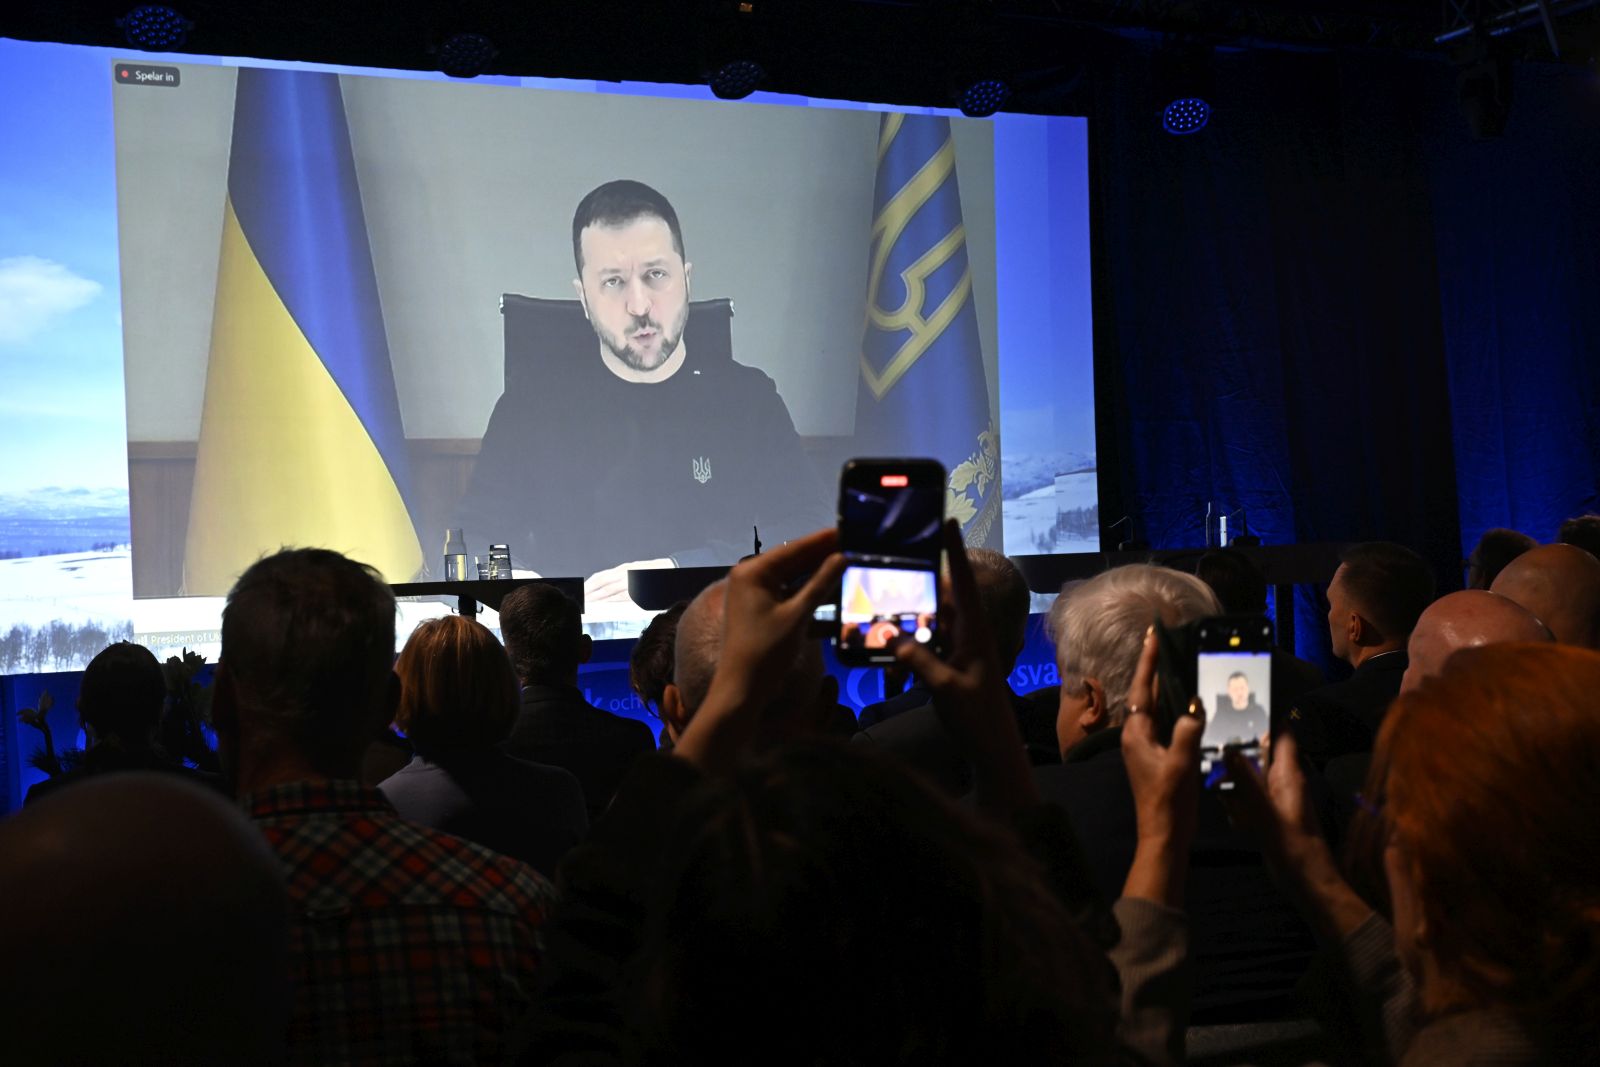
574 212 691 376
455 179 827 603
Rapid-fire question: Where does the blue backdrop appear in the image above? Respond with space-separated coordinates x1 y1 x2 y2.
1090 46 1600 669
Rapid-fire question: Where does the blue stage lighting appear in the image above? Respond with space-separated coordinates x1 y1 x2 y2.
1162 97 1211 135
958 78 1012 118
118 5 190 51
437 33 497 78
709 59 765 100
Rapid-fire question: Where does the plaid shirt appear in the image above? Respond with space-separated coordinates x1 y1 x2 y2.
246 780 557 1066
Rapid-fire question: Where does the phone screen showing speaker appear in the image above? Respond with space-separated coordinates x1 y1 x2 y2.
838 564 937 656
1197 650 1272 749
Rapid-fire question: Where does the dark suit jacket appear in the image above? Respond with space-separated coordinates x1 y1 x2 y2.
1287 649 1407 771
1034 727 1316 1023
853 687 1059 797
378 747 588 878
503 684 657 821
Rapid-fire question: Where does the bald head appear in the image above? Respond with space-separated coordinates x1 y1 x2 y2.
1401 590 1554 692
0 774 289 1065
1490 543 1600 650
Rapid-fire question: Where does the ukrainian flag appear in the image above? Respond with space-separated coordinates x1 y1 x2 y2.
856 112 999 549
183 68 422 594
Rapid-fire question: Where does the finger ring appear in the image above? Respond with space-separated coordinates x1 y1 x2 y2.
1126 704 1141 716
1186 696 1204 718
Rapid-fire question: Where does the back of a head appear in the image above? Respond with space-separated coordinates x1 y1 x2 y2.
394 615 519 750
1374 644 1600 1056
1489 543 1600 650
966 548 1031 663
631 601 688 715
221 548 397 769
1556 513 1600 561
499 582 583 686
1049 564 1221 721
0 774 290 1065
639 740 1115 1064
1336 541 1436 642
78 641 167 746
1466 527 1538 590
1195 548 1269 615
1402 590 1553 690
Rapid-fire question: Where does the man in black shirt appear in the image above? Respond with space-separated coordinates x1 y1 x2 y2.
458 179 826 602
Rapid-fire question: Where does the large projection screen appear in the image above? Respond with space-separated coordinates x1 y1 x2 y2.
0 38 1095 667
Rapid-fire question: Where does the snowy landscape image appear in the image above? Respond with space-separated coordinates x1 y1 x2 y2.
0 487 135 673
1001 450 1099 556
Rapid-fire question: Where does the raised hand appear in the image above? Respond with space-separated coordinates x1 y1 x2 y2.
1120 628 1203 907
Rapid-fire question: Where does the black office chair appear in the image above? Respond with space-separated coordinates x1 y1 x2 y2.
499 294 735 399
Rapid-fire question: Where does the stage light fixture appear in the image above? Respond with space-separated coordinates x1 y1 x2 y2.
957 78 1012 118
1162 97 1211 135
118 5 190 51
709 59 765 99
436 33 498 79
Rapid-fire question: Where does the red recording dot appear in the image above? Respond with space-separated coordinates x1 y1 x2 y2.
120 70 129 77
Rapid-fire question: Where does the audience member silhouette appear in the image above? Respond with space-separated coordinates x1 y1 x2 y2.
855 548 1058 795
526 526 1207 1067
24 641 218 805
1489 542 1600 649
628 600 688 750
1464 527 1537 589
0 774 290 1066
1399 590 1552 692
1556 512 1600 561
657 576 840 747
500 581 655 820
379 615 588 877
1036 562 1319 1022
212 547 556 1066
1227 644 1600 1065
1289 542 1435 770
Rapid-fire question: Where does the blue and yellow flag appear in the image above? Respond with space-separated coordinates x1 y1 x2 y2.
856 112 999 548
183 68 422 594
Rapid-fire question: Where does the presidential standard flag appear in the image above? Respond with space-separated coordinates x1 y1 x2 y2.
183 68 422 594
856 112 999 549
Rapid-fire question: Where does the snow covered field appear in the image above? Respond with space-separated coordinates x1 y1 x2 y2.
1002 471 1100 556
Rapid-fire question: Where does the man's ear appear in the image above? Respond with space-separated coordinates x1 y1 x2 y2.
577 633 593 666
572 277 590 318
660 683 690 743
1349 612 1371 648
1080 677 1110 732
683 260 693 299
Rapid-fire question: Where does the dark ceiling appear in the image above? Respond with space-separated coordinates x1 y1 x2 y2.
4 1 1596 113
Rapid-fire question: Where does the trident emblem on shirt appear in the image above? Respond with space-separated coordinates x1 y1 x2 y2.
692 457 712 484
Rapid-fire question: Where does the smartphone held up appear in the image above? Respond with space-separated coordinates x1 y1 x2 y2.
834 459 945 666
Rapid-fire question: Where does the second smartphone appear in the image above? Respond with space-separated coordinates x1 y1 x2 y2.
835 458 945 666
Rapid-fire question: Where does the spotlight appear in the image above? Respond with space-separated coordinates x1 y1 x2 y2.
1162 97 1211 135
436 33 497 79
118 5 190 51
709 59 765 99
957 78 1012 118
1155 42 1215 136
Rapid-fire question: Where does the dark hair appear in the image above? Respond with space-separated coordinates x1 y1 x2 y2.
571 179 686 275
1467 527 1538 589
393 616 519 750
966 549 1031 659
630 601 688 715
78 642 166 745
499 582 582 686
1227 670 1249 684
638 741 1117 1063
1556 514 1600 562
1336 541 1436 641
220 548 396 767
1196 548 1269 614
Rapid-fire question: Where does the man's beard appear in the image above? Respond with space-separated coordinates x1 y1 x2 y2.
599 306 688 371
